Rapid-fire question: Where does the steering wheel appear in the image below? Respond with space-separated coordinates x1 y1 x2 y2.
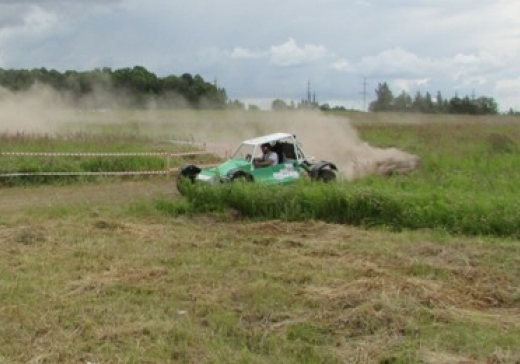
245 153 252 162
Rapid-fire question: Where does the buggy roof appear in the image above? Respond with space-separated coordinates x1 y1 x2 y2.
241 133 294 146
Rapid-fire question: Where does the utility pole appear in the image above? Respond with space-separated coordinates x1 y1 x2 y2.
360 76 368 111
307 80 312 104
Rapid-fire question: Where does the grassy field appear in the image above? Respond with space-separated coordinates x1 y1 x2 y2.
1 110 519 363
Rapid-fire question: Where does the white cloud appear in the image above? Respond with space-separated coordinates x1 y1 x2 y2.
335 47 506 87
0 5 58 60
354 0 373 7
496 77 520 92
230 47 265 60
358 48 427 75
0 4 57 38
496 77 520 110
331 59 352 72
269 38 330 67
228 38 331 67
393 78 430 93
23 5 57 32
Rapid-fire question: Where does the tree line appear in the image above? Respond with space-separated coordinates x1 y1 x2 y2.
0 66 233 109
369 82 499 115
0 67 509 114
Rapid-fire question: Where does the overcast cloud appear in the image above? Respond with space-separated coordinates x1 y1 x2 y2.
0 0 519 111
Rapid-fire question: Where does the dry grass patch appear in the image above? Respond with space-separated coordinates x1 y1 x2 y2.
1 189 520 362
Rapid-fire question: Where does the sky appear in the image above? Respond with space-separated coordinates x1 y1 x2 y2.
0 0 519 111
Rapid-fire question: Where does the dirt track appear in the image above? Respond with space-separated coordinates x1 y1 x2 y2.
0 179 177 213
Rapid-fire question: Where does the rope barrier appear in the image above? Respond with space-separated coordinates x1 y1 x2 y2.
0 151 213 157
0 171 170 177
0 164 220 178
166 140 231 148
0 142 228 178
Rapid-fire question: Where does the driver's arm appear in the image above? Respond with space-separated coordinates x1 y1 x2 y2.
254 158 274 167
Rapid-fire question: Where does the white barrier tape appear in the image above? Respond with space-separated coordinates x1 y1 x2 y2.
0 171 169 177
0 151 213 157
0 164 220 178
167 140 231 148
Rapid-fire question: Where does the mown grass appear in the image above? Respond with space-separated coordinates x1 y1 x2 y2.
1 198 519 363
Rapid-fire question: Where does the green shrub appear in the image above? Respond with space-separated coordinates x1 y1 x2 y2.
173 175 520 238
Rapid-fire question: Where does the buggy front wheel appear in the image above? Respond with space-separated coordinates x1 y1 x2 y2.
231 172 254 182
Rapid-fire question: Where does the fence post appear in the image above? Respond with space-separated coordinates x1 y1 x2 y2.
166 154 171 179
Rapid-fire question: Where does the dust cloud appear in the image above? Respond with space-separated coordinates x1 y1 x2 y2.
271 111 422 180
143 110 421 180
0 86 420 180
0 85 71 134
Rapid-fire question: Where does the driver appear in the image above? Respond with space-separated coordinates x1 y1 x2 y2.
253 142 278 168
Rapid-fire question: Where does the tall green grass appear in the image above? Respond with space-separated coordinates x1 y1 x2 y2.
170 121 520 238
174 178 520 238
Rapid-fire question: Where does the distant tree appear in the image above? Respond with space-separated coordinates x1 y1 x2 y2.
367 81 499 116
298 99 318 110
227 99 245 110
411 91 421 112
110 66 160 106
0 66 229 109
394 91 412 112
410 91 435 113
319 103 330 111
0 68 32 91
474 96 498 115
447 95 498 115
448 96 464 114
463 96 477 114
272 99 289 111
424 92 435 113
369 82 394 112
332 105 348 111
435 91 446 113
